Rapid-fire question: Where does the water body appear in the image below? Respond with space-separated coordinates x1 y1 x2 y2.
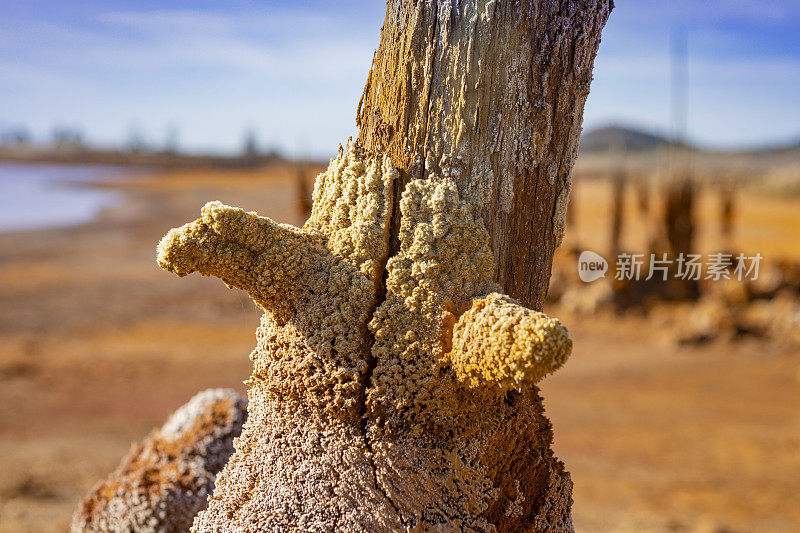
0 163 133 233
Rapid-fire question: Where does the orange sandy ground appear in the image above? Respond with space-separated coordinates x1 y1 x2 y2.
0 166 798 532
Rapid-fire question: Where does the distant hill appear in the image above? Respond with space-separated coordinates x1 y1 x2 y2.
756 137 800 156
580 125 676 152
581 125 800 155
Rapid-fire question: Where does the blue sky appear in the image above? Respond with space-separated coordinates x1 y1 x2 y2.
1 1 798 157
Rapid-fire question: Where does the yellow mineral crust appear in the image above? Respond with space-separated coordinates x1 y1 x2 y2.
157 142 406 531
157 201 327 317
156 142 397 416
367 177 498 426
150 141 574 531
365 176 574 530
449 292 572 390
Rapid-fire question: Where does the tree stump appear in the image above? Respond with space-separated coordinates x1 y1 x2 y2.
664 178 699 300
88 1 612 531
73 389 247 532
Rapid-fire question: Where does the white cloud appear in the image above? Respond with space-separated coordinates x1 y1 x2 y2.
1 2 798 154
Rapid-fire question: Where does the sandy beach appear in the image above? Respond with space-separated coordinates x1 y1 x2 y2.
0 165 798 532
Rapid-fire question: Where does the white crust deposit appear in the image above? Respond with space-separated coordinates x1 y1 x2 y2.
71 389 246 533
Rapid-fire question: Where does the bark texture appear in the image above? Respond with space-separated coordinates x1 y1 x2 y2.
357 0 612 310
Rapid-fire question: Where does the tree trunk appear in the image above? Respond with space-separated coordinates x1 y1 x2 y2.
352 2 612 530
358 0 612 310
138 2 612 531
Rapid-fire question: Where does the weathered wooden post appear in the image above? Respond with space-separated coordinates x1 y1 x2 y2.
720 188 735 242
76 1 612 531
358 0 612 311
295 163 313 219
663 177 699 300
609 173 625 258
664 179 695 259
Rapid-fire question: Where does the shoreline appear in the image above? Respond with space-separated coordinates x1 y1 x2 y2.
0 164 308 531
0 147 290 170
0 163 149 235
0 165 798 532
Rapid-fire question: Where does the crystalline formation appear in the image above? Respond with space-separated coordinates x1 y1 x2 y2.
82 141 574 531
